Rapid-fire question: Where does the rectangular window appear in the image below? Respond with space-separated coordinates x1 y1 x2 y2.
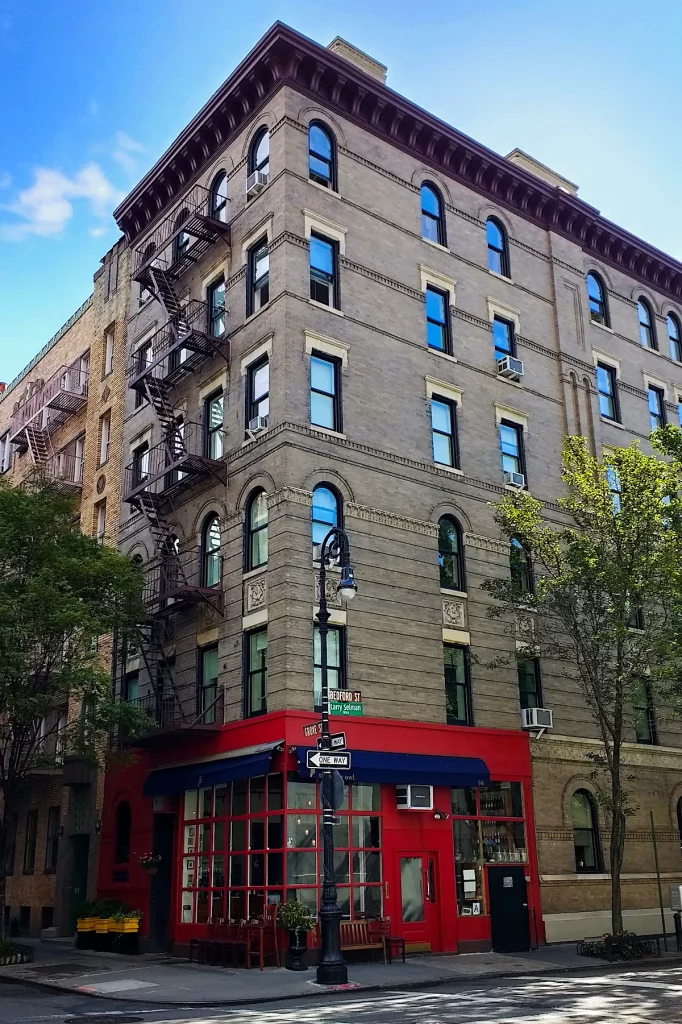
596 363 618 421
246 629 268 717
492 316 515 361
310 353 341 431
0 432 10 474
500 420 525 481
606 466 621 512
204 390 224 460
309 233 338 308
633 679 657 745
44 807 60 873
96 500 106 541
313 625 345 709
425 286 450 353
247 358 269 424
132 441 150 486
99 411 111 464
200 645 219 725
134 341 152 407
207 277 226 337
444 644 472 725
247 238 269 316
431 397 458 467
648 385 665 431
517 659 542 710
124 671 139 702
5 813 17 874
678 396 682 428
103 328 114 377
23 809 38 873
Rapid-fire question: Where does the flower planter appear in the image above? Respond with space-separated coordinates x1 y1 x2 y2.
141 865 159 876
94 917 112 933
76 917 96 932
286 929 309 972
0 943 34 967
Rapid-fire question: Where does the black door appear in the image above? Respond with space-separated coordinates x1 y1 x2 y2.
488 866 530 953
68 836 90 933
148 814 175 952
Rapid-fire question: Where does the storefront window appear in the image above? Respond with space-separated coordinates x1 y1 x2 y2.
452 781 527 918
180 773 383 924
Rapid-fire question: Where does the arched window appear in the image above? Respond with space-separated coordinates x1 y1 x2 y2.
438 516 465 591
676 796 682 852
486 217 510 277
160 534 180 600
201 515 221 588
667 314 682 362
114 801 131 864
586 272 608 326
308 122 335 189
510 537 533 595
173 209 191 263
312 485 340 547
572 790 601 873
249 127 270 177
638 298 656 349
246 490 268 571
421 183 446 246
209 171 228 222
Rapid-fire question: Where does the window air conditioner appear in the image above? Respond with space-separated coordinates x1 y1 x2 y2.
504 470 525 488
248 415 269 434
396 784 434 811
246 171 269 198
497 355 524 380
521 707 554 730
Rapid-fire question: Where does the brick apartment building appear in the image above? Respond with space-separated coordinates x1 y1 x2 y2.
5 23 682 951
0 239 129 935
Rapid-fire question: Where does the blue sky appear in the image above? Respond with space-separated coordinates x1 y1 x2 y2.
1 0 680 384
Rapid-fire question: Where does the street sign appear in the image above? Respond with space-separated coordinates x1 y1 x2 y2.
306 749 352 770
303 722 322 738
330 701 363 717
317 732 347 750
329 689 361 703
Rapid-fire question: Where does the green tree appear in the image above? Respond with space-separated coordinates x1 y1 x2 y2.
0 478 146 939
483 433 682 935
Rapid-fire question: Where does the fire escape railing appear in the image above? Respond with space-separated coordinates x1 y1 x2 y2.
11 365 89 450
142 551 224 616
123 422 227 507
128 300 229 391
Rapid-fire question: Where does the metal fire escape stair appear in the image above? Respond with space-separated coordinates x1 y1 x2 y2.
25 422 55 466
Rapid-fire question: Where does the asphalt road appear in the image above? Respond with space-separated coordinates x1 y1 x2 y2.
5 965 682 1024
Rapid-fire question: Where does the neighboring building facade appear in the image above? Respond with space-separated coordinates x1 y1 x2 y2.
85 25 682 952
0 238 130 935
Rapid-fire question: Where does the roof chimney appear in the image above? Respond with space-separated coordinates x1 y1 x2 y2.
0 383 6 394
505 149 578 195
327 37 387 83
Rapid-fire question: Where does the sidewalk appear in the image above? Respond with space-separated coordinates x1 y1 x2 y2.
2 937 682 1007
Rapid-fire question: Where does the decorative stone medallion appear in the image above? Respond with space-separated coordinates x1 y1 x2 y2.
96 474 106 494
246 576 267 612
442 599 466 629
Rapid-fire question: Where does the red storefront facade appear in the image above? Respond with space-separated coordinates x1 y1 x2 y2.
98 711 542 955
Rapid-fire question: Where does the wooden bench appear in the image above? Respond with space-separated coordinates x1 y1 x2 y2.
339 920 387 963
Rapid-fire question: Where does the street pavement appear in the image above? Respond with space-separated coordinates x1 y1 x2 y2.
6 965 682 1024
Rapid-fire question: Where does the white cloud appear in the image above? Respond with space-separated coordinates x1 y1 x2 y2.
0 163 124 241
112 131 146 174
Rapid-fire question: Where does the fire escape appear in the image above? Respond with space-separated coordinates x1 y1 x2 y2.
122 183 230 745
10 360 88 487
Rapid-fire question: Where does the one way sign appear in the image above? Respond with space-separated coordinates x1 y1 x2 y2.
306 750 352 770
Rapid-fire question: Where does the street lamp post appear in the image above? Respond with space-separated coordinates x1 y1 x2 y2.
316 526 357 987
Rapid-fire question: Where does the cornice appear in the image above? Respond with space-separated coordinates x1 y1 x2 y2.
114 23 682 305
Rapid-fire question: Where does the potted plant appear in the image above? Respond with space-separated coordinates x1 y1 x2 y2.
276 901 314 971
139 852 162 875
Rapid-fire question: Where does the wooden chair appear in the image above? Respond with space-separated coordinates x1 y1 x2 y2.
339 920 386 963
245 911 280 971
374 916 406 963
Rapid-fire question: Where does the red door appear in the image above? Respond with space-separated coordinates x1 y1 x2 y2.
394 851 439 951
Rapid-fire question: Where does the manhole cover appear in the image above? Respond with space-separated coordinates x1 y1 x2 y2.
30 963 110 977
65 1017 143 1023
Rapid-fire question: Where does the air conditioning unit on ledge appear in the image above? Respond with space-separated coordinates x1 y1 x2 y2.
246 171 269 197
396 784 433 811
504 470 525 488
248 415 269 434
497 355 524 380
521 707 553 731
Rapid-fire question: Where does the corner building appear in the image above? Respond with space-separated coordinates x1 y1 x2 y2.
99 25 682 952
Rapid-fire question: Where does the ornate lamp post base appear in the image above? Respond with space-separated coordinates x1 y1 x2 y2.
316 897 348 985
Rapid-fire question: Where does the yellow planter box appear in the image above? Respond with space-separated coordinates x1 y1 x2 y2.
76 918 96 932
94 918 112 933
110 919 140 933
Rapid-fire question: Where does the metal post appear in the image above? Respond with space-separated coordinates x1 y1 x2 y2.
316 535 348 986
650 810 668 951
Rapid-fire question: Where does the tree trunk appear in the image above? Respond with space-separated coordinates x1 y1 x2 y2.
610 775 626 935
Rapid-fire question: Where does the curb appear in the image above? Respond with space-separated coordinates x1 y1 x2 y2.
4 953 682 1008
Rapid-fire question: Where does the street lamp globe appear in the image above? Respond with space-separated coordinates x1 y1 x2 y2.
337 564 357 600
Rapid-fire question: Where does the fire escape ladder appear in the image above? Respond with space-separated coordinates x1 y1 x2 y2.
136 620 185 722
25 421 55 466
149 266 183 320
142 375 178 436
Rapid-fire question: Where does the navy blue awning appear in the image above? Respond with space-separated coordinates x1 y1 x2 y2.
143 742 282 797
296 748 489 787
